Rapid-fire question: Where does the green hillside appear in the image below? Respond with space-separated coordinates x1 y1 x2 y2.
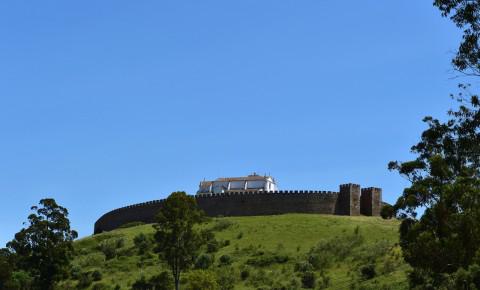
67 214 409 290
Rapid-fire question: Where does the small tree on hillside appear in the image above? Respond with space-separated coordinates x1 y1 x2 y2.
7 198 78 290
153 191 207 290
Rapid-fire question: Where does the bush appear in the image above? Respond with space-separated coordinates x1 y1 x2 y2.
186 270 218 290
149 272 174 290
130 272 173 290
92 270 102 281
70 265 82 280
207 240 220 253
98 240 118 260
131 276 149 290
133 233 151 255
294 261 314 273
219 255 232 266
301 271 316 288
246 252 289 267
360 264 376 280
211 219 234 232
195 254 214 269
216 267 235 290
77 272 93 289
240 269 250 280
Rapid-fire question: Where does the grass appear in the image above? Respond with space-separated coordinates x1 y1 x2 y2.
65 214 410 290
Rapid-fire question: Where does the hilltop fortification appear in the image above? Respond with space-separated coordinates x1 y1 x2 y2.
94 174 383 234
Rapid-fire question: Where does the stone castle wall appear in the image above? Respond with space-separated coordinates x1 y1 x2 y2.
94 184 382 234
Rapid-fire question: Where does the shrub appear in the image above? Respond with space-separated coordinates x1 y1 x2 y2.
236 232 243 239
115 238 125 249
131 276 149 290
186 270 218 290
92 270 102 281
149 271 174 290
77 272 93 289
70 265 82 280
360 264 376 280
195 254 214 269
219 255 232 266
207 240 220 253
216 267 235 290
98 240 117 260
300 271 316 288
294 261 314 273
130 273 174 290
240 268 250 280
211 219 234 232
133 233 151 255
246 252 289 267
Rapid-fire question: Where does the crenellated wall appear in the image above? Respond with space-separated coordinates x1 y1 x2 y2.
94 184 383 234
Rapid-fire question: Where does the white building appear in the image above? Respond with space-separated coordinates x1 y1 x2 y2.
197 173 278 195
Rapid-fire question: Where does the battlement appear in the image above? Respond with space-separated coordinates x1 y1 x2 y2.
94 183 384 234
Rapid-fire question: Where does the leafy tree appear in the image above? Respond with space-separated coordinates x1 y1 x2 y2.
153 191 207 290
0 249 15 289
434 0 480 76
6 198 78 290
388 95 480 287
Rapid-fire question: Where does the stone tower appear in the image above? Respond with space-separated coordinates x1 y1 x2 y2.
336 183 361 215
360 187 382 216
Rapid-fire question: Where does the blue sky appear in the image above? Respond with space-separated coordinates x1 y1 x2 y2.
0 1 464 245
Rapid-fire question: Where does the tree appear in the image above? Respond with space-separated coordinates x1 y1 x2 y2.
153 192 207 290
0 248 15 289
434 0 480 76
7 198 78 290
388 94 480 288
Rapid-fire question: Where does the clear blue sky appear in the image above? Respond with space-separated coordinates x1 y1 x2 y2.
0 1 463 245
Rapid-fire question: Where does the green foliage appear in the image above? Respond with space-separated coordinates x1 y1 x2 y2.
153 191 207 290
77 272 93 289
360 264 376 280
245 251 289 267
7 199 78 290
97 238 124 260
389 94 480 288
133 233 151 255
300 271 316 288
131 272 173 290
0 249 14 289
433 0 480 76
219 254 232 266
211 219 235 232
216 266 236 290
186 270 218 290
62 214 406 289
92 270 102 281
380 204 395 219
194 253 214 269
306 229 364 270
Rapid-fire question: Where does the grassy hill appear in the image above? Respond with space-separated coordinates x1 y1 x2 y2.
67 214 409 290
